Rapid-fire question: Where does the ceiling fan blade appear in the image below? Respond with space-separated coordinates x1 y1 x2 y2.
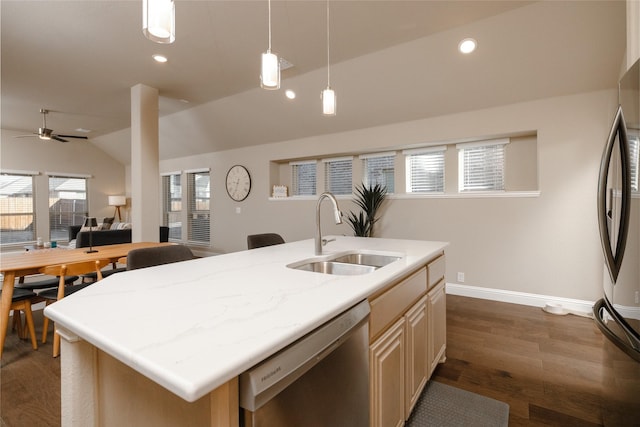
52 136 68 142
55 134 88 140
14 134 38 138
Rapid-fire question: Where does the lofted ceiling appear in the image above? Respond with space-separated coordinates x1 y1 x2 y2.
1 1 626 165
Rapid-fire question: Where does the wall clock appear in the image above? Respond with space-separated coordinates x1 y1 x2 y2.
225 165 252 202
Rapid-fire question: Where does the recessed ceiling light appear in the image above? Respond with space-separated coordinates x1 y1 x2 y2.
152 54 168 63
285 90 296 99
75 128 91 133
458 38 477 54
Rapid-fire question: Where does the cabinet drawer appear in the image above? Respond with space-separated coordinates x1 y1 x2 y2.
369 267 427 340
427 255 445 289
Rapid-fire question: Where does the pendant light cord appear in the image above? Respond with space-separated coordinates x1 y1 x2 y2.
326 0 331 87
268 0 272 52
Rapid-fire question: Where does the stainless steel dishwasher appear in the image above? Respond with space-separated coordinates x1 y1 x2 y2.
239 300 370 427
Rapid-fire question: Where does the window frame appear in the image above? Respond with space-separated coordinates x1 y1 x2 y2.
290 160 317 197
162 172 182 241
186 170 210 245
457 139 508 193
404 146 446 194
629 133 639 193
359 152 396 193
0 171 37 245
47 173 89 242
323 156 353 195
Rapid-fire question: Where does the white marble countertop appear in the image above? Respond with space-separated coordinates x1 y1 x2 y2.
45 236 448 402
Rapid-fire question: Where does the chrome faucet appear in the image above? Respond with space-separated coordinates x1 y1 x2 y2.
315 192 343 255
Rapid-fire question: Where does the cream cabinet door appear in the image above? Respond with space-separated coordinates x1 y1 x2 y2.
370 318 405 427
428 279 446 376
404 296 428 419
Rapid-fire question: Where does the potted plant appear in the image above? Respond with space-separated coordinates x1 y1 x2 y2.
346 183 387 237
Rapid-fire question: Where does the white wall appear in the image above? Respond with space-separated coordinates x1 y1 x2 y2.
0 129 126 243
158 89 618 302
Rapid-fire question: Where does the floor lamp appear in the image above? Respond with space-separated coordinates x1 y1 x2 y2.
84 217 98 253
108 196 126 222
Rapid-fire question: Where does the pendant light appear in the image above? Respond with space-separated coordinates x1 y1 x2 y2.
142 0 175 44
322 0 336 116
261 0 280 90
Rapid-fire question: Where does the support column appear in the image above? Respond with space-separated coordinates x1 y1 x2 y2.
131 84 160 242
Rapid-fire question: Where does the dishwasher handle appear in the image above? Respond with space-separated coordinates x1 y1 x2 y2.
239 300 370 411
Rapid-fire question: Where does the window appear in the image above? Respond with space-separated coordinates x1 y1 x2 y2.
323 157 353 195
291 161 317 196
404 147 445 193
187 171 210 244
361 152 395 193
0 172 36 244
48 175 88 241
162 173 182 240
630 134 639 193
457 139 507 192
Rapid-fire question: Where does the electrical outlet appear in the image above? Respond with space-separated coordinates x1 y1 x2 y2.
457 272 465 283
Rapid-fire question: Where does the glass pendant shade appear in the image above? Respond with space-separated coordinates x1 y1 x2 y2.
322 87 336 116
143 0 175 44
261 50 280 90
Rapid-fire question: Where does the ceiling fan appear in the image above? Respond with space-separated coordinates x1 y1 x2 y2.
15 109 89 142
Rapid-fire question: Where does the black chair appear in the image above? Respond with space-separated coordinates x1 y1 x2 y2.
126 245 194 271
15 275 79 290
247 233 285 250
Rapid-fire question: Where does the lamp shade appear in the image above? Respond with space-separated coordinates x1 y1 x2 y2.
84 217 98 228
108 195 126 206
322 87 336 116
261 51 280 90
142 0 175 44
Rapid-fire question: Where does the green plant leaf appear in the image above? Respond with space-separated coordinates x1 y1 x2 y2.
347 210 370 237
352 183 387 237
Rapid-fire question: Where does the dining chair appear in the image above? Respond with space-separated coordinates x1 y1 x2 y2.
247 233 285 249
1 288 39 350
39 259 111 357
126 245 194 271
15 274 79 291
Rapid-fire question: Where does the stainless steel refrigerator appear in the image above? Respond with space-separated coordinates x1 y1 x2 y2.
595 59 640 363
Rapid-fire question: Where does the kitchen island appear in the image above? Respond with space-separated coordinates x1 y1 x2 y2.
45 236 448 427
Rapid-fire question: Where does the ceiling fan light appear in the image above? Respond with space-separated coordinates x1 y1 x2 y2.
322 87 336 116
39 128 52 140
143 0 175 44
261 50 280 90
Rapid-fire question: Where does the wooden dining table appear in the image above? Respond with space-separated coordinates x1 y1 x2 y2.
0 241 173 358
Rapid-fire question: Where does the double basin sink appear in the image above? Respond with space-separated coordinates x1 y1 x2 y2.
287 251 402 276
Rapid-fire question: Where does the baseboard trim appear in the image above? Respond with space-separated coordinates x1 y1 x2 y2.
445 283 595 317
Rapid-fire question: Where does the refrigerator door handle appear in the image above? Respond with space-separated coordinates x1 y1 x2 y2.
597 105 632 283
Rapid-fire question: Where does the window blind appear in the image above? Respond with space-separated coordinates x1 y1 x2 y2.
162 174 182 240
630 136 639 193
324 157 352 195
291 161 317 196
48 176 88 241
361 154 395 192
405 148 445 193
457 141 506 192
187 171 210 244
0 173 36 244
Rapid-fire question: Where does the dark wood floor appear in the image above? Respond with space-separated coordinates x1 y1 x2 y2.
1 295 639 426
431 295 640 426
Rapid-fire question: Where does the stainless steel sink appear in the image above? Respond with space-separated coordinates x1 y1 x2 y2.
287 250 402 275
330 253 401 268
291 261 377 275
